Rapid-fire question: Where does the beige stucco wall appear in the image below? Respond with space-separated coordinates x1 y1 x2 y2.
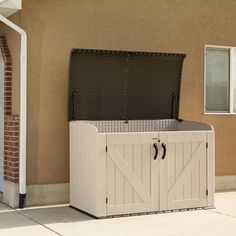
3 0 236 184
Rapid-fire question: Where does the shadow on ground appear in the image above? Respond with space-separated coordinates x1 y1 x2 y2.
0 192 236 236
0 203 92 230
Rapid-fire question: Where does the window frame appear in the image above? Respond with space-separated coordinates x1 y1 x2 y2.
204 45 236 115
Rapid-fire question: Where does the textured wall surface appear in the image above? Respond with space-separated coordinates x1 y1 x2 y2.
3 0 236 184
0 36 20 184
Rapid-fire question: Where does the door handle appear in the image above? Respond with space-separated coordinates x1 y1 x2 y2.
161 143 166 159
153 143 159 160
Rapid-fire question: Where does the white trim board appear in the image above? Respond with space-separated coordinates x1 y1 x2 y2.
3 181 69 208
215 175 236 192
26 183 69 206
3 177 236 208
25 178 236 204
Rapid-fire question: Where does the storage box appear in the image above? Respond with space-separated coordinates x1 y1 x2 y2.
68 49 215 218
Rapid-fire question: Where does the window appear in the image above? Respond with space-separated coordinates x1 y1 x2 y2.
205 46 236 114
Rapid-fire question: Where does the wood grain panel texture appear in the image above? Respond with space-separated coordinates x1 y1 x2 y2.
167 134 207 210
107 136 152 215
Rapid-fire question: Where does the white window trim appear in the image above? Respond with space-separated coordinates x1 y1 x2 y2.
204 45 236 115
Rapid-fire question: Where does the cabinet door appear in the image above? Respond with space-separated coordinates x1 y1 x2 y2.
160 132 208 211
106 133 156 215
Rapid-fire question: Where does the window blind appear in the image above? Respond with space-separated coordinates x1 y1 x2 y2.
206 48 230 113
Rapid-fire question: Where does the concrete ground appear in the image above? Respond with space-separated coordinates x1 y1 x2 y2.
0 192 235 236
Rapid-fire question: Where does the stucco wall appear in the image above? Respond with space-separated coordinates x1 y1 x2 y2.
3 0 236 184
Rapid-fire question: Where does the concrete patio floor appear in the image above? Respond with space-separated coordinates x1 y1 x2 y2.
0 191 235 236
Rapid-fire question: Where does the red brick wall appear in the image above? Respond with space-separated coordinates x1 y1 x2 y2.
0 36 19 183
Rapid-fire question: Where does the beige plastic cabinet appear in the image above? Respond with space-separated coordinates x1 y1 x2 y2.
70 120 215 218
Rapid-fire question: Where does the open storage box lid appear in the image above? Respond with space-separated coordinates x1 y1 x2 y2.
68 49 186 121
